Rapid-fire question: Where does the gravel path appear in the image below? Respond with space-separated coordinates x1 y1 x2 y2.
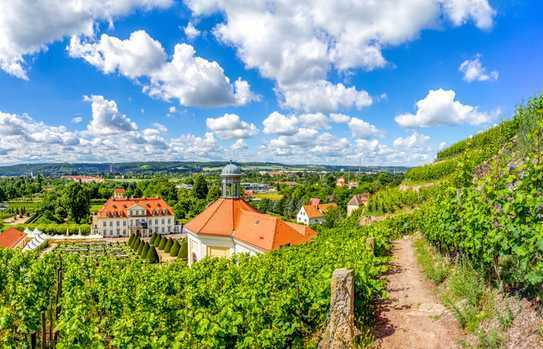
374 237 464 349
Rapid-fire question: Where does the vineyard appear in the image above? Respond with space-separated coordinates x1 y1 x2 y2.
418 94 543 297
0 214 408 348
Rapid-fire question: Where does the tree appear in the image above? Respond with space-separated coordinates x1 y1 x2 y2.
323 207 343 229
164 238 173 253
179 239 188 260
62 182 91 224
128 235 135 247
158 236 167 250
137 240 145 255
142 242 150 258
207 185 221 202
146 246 159 263
193 175 209 199
170 240 180 257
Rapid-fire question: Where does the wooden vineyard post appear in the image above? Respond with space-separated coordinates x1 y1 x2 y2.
318 268 360 349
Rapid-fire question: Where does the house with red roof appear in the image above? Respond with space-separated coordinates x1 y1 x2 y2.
184 163 316 265
0 228 27 249
91 188 177 237
296 198 338 225
347 193 371 216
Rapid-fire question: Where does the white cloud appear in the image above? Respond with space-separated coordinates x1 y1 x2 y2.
68 31 166 78
84 95 138 135
206 113 258 140
170 132 220 159
186 0 495 112
0 0 172 79
298 113 329 129
262 112 299 135
330 113 351 124
395 89 493 127
459 55 498 82
231 139 248 151
184 22 201 39
71 116 83 124
278 80 372 112
442 0 496 30
348 117 382 139
69 31 258 107
168 106 176 114
393 132 430 148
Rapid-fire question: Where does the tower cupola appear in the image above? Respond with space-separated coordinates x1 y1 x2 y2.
221 162 241 199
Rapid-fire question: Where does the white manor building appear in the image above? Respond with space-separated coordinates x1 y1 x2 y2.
91 188 178 237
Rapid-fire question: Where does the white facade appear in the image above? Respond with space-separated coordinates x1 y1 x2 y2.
186 230 262 266
296 207 324 226
92 203 175 237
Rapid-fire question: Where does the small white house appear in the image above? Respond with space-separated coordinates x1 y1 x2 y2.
296 199 338 226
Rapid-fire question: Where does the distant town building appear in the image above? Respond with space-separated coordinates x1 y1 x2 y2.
175 183 193 190
0 228 26 249
241 182 271 193
348 180 358 189
336 177 346 188
91 188 178 237
62 175 104 183
347 193 371 216
297 198 338 225
185 163 316 266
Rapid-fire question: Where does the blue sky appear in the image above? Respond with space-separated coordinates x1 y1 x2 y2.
0 0 541 166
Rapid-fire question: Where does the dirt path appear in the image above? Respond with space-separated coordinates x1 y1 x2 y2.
374 237 464 349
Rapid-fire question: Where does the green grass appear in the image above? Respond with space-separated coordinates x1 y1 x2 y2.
413 236 511 348
254 192 284 201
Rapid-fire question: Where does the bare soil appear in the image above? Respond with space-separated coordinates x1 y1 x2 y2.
374 237 464 348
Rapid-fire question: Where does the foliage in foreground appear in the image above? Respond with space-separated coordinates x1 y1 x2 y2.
0 215 411 348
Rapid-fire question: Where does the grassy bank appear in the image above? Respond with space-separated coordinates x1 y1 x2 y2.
413 235 543 348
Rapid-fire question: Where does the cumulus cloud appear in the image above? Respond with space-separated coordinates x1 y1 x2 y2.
0 0 172 79
395 89 493 127
184 22 201 39
393 132 430 148
84 95 138 135
262 112 299 135
69 31 258 107
206 113 258 140
348 117 383 139
278 80 372 112
231 139 248 151
442 0 495 29
185 0 495 112
330 113 352 124
459 55 498 82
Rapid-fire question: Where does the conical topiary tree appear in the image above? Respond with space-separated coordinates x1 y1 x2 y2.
147 245 159 263
151 233 158 245
170 240 180 257
142 242 150 258
128 235 135 247
179 238 188 260
130 237 137 250
158 236 167 250
135 238 143 251
164 238 173 253
137 239 145 255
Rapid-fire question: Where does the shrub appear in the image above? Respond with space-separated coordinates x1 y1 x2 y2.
178 239 188 260
146 246 159 263
137 240 144 255
128 235 135 247
151 233 159 245
170 240 180 257
158 236 166 250
142 243 150 258
164 238 173 253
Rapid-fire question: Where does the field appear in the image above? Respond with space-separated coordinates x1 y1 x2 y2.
254 192 284 201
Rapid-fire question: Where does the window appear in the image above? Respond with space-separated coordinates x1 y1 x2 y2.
162 227 165 233
206 246 230 257
103 222 106 227
109 221 113 226
123 221 126 226
161 218 165 224
116 221 120 226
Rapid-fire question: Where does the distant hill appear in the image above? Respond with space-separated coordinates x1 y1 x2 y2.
0 161 408 177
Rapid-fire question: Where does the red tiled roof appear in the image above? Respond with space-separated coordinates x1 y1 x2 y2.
114 188 126 193
303 203 338 218
0 228 26 249
96 197 173 218
185 198 316 251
